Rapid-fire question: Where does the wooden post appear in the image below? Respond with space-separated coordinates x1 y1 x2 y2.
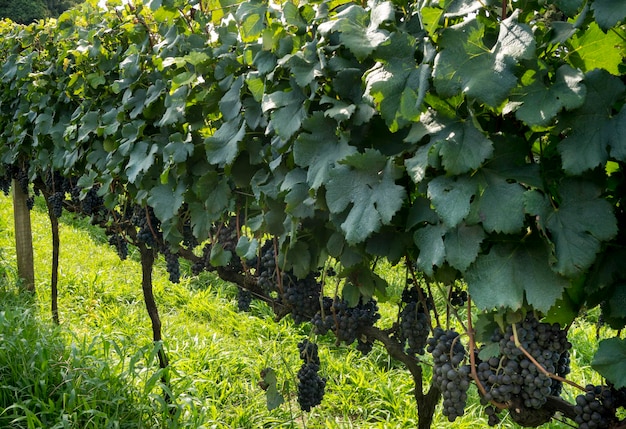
12 179 35 292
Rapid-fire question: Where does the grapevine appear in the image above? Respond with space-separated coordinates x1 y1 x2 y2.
0 0 624 428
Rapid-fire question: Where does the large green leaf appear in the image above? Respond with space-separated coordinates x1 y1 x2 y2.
511 65 586 127
535 180 618 277
473 173 526 234
466 239 569 312
444 223 485 272
261 84 307 141
591 338 626 389
591 0 626 31
414 110 494 175
414 223 446 277
235 0 267 42
126 141 159 184
317 2 392 61
204 118 246 166
364 31 429 132
293 113 357 190
325 150 406 244
567 22 623 75
433 12 535 106
147 180 186 223
427 175 476 228
557 69 625 174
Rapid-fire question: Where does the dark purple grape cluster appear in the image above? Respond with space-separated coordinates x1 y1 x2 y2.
312 298 380 349
0 171 11 195
237 288 252 311
484 405 501 426
80 187 104 216
256 242 277 294
181 221 198 249
573 384 623 429
191 244 211 275
397 299 429 356
108 233 128 260
281 272 321 324
296 339 325 412
427 328 471 422
450 287 468 306
133 206 161 247
47 191 65 218
476 314 572 417
162 247 180 283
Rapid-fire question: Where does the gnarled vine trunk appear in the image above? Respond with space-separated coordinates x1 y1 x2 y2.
138 242 171 402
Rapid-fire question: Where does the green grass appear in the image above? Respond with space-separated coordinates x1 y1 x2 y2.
0 193 603 428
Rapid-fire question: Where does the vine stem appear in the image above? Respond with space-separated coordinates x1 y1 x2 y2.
511 323 586 392
466 297 507 410
406 261 438 329
435 283 467 333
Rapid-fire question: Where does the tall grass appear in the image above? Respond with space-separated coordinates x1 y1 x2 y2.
0 193 601 428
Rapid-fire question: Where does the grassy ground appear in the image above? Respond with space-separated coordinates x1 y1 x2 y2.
0 193 602 428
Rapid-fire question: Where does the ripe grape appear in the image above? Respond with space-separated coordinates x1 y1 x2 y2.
162 247 180 283
426 328 471 421
108 233 128 260
48 191 64 218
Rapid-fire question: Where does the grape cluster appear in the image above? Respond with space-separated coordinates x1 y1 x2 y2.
312 298 380 349
191 244 211 275
450 287 468 307
47 191 65 218
15 167 29 194
108 233 128 260
281 272 321 324
237 288 252 312
484 405 501 426
133 206 161 247
215 220 243 272
0 172 11 195
256 243 277 294
477 314 571 417
397 288 430 356
573 384 625 429
181 221 198 249
426 328 471 421
80 186 104 216
296 339 326 412
162 247 180 283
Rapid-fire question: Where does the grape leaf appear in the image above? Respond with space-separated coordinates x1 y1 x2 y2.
433 12 535 106
444 223 485 272
466 239 568 312
592 338 626 389
126 142 159 184
567 22 623 75
512 65 586 126
555 0 584 16
591 0 626 31
325 150 406 244
147 181 186 223
413 223 446 277
293 113 357 190
364 31 429 132
317 3 391 61
540 180 618 277
557 69 625 174
415 109 494 175
473 175 526 234
261 84 307 141
259 367 285 411
204 117 246 166
427 175 476 228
